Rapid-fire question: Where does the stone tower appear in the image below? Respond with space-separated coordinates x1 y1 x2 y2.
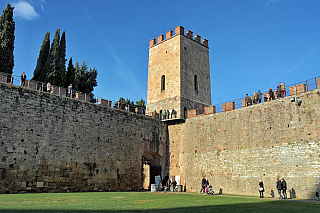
146 26 211 119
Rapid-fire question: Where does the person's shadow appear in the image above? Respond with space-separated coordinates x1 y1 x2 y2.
219 188 223 194
270 190 275 198
289 188 296 199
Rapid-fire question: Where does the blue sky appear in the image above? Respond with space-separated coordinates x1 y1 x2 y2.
7 0 320 105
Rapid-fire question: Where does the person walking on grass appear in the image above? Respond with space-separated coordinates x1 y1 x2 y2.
276 178 283 199
259 179 264 198
200 176 206 194
281 178 287 199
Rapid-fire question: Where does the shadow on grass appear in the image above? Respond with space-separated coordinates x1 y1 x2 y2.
0 199 318 213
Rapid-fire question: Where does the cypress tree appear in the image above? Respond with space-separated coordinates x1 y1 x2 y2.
46 29 61 85
32 32 50 81
0 4 15 74
59 31 67 86
65 57 75 88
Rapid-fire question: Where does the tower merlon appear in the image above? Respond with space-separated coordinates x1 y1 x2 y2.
157 34 164 43
202 39 208 47
186 30 193 39
166 30 173 39
195 34 201 43
175 25 185 35
149 39 156 47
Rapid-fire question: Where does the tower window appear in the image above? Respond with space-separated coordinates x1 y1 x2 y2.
161 75 165 91
194 75 198 91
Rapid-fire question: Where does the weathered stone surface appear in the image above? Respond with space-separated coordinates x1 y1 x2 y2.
0 83 168 193
168 90 320 199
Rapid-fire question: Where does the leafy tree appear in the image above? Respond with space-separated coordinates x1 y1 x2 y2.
65 57 75 87
33 32 50 82
135 99 146 107
74 61 98 94
0 4 15 74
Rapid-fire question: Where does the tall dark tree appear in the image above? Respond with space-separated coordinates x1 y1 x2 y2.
58 31 67 86
65 57 75 88
0 4 15 74
32 32 50 81
46 29 62 86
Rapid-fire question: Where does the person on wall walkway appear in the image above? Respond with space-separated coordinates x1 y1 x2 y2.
276 178 283 199
20 72 26 87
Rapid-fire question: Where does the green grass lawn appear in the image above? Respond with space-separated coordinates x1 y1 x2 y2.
0 192 318 213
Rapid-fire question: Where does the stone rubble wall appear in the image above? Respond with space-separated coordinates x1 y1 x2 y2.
0 83 168 193
168 89 320 199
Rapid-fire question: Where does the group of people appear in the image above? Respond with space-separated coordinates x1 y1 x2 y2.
161 108 177 120
113 99 146 115
199 176 213 195
258 178 287 199
245 83 286 106
245 90 263 106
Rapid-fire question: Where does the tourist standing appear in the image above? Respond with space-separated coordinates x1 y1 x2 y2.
253 91 258 104
20 72 26 87
257 90 262 103
245 94 251 107
281 178 287 199
276 178 283 199
67 84 72 97
269 87 275 100
200 176 206 194
277 84 282 99
259 179 264 198
47 82 52 93
281 83 286 97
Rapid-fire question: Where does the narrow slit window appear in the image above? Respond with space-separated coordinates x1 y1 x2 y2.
161 75 165 91
194 75 198 91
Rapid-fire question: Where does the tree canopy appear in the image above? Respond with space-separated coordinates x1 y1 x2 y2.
0 4 15 74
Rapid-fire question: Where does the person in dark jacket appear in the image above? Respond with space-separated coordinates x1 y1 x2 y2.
277 84 282 99
257 90 262 103
245 94 251 107
199 176 206 194
259 179 264 198
281 178 287 199
269 87 275 100
276 178 283 199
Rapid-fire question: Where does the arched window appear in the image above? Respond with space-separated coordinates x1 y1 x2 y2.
194 75 198 91
161 75 165 91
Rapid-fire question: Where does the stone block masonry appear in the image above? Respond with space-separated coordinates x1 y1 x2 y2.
168 89 320 199
0 83 168 193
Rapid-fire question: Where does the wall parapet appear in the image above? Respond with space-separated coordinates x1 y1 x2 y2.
149 25 209 48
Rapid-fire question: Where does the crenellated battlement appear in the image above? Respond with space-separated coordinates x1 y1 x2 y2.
149 25 209 48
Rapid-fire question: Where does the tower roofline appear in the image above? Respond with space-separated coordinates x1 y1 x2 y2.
149 25 209 49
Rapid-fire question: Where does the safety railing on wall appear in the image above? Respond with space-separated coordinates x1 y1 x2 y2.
213 76 319 114
0 72 147 116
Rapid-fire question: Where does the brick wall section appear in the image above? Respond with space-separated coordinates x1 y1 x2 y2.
223 101 235 112
0 83 168 193
168 90 320 199
290 84 306 96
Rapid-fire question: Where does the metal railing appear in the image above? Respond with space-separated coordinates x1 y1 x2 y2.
213 76 319 114
0 72 147 116
1 72 319 117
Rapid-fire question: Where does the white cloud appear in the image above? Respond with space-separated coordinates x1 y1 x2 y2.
12 1 39 20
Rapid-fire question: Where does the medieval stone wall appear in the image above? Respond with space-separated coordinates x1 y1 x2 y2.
168 89 320 199
0 83 168 193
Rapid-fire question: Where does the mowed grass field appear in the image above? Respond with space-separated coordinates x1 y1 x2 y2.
0 192 318 213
